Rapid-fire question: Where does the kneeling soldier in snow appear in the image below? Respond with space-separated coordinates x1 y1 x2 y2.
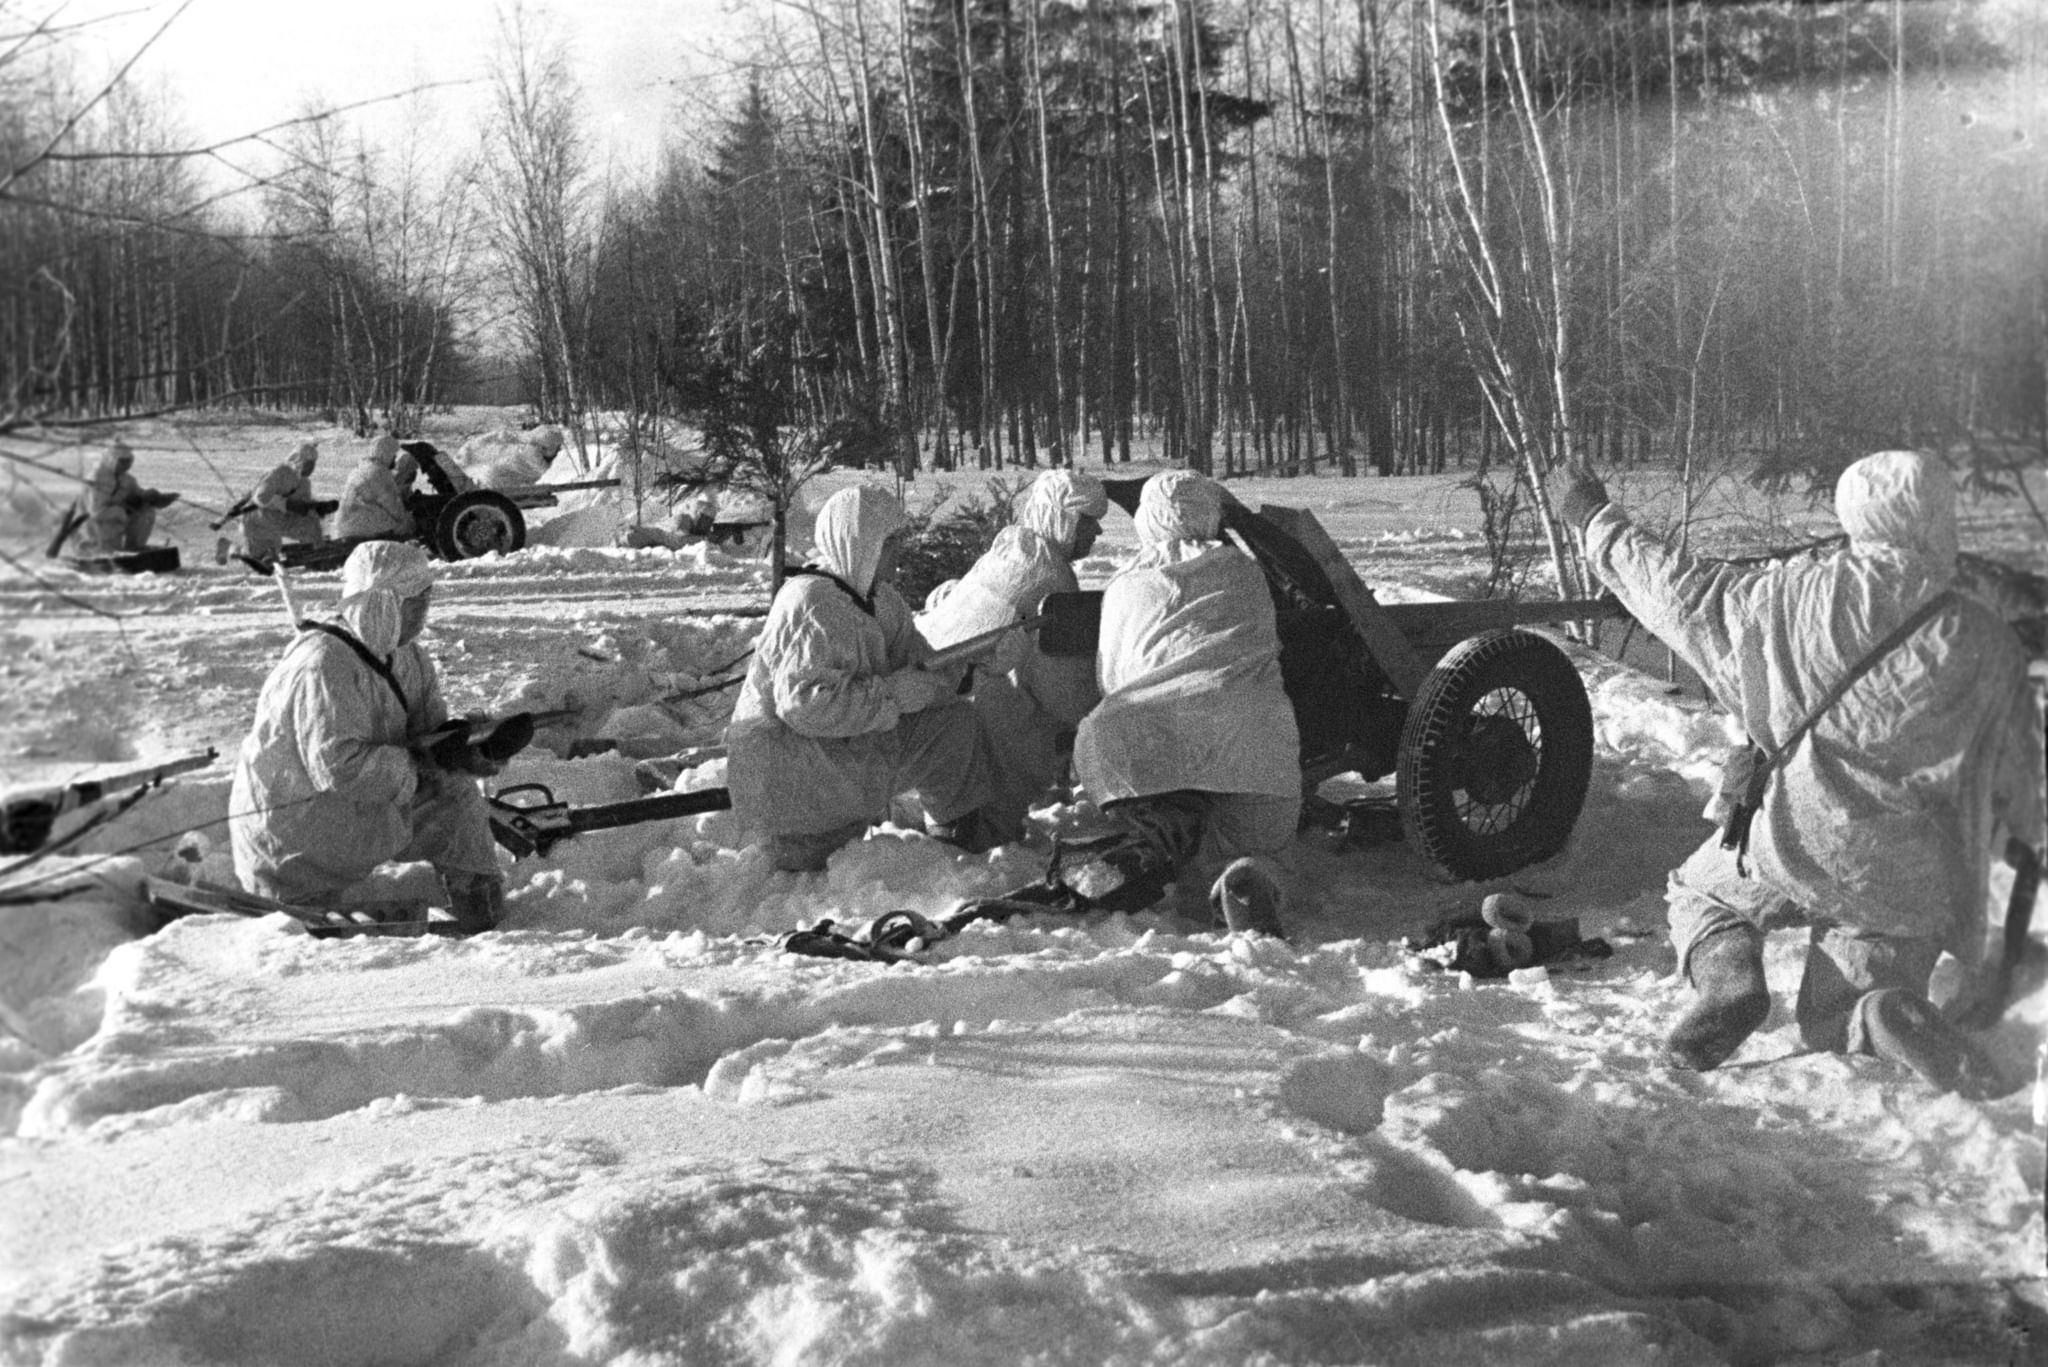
726 483 993 872
335 434 417 543
921 467 1108 843
236 442 326 564
1551 449 2044 1095
230 541 508 932
75 442 177 553
1069 470 1303 937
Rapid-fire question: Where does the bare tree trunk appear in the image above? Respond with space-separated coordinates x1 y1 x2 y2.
1026 0 1070 464
483 2 597 435
1422 0 1589 604
850 0 917 477
897 0 949 466
1312 0 1353 474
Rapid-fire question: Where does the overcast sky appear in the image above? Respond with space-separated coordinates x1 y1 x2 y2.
70 0 748 174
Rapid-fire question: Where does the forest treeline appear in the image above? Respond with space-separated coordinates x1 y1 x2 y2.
3 0 2044 506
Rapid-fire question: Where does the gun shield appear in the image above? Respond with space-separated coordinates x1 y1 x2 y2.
1037 591 1104 658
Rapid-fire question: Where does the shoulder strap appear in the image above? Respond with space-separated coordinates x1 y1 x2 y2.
298 620 410 716
786 564 876 616
1761 589 1958 768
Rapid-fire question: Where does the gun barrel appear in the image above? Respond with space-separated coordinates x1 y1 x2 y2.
541 479 623 494
923 612 1046 672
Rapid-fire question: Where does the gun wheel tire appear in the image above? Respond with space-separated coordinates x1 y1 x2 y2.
434 490 526 560
1396 629 1594 882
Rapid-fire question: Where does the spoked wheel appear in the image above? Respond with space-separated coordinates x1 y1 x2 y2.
1396 629 1594 882
433 490 526 560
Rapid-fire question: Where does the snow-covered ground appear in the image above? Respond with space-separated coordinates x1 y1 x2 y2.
1 416 2044 1365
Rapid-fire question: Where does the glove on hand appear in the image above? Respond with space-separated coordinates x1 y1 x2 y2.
887 668 945 715
421 720 505 777
1547 463 1609 531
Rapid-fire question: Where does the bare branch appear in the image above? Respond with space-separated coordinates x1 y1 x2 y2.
0 189 338 241
26 78 482 168
0 0 197 200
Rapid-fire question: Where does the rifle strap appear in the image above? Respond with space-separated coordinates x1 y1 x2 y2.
1759 590 1958 773
1727 589 1957 872
298 621 410 717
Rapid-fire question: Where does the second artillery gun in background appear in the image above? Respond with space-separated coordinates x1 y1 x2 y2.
258 441 619 571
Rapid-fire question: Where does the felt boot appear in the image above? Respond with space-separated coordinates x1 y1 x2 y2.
927 807 1001 855
1664 922 1770 1070
1860 989 2006 1100
1211 857 1286 938
445 872 506 935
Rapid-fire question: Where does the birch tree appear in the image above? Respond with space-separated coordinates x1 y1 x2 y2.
482 1 607 459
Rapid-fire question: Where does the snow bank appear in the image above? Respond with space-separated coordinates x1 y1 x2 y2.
458 426 563 490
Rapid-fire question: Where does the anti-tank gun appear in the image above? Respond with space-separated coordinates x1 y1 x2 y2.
393 441 620 561
972 481 1624 920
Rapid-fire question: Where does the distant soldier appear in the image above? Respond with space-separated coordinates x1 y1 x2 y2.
234 442 326 565
73 442 177 553
675 486 719 539
335 435 416 543
391 443 419 494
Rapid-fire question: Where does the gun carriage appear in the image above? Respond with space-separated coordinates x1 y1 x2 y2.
266 441 619 571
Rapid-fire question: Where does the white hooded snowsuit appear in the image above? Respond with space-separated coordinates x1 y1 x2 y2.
78 444 159 553
1584 450 2044 1043
921 469 1108 837
241 444 325 559
1073 471 1303 916
230 542 498 903
336 436 416 542
726 484 990 870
